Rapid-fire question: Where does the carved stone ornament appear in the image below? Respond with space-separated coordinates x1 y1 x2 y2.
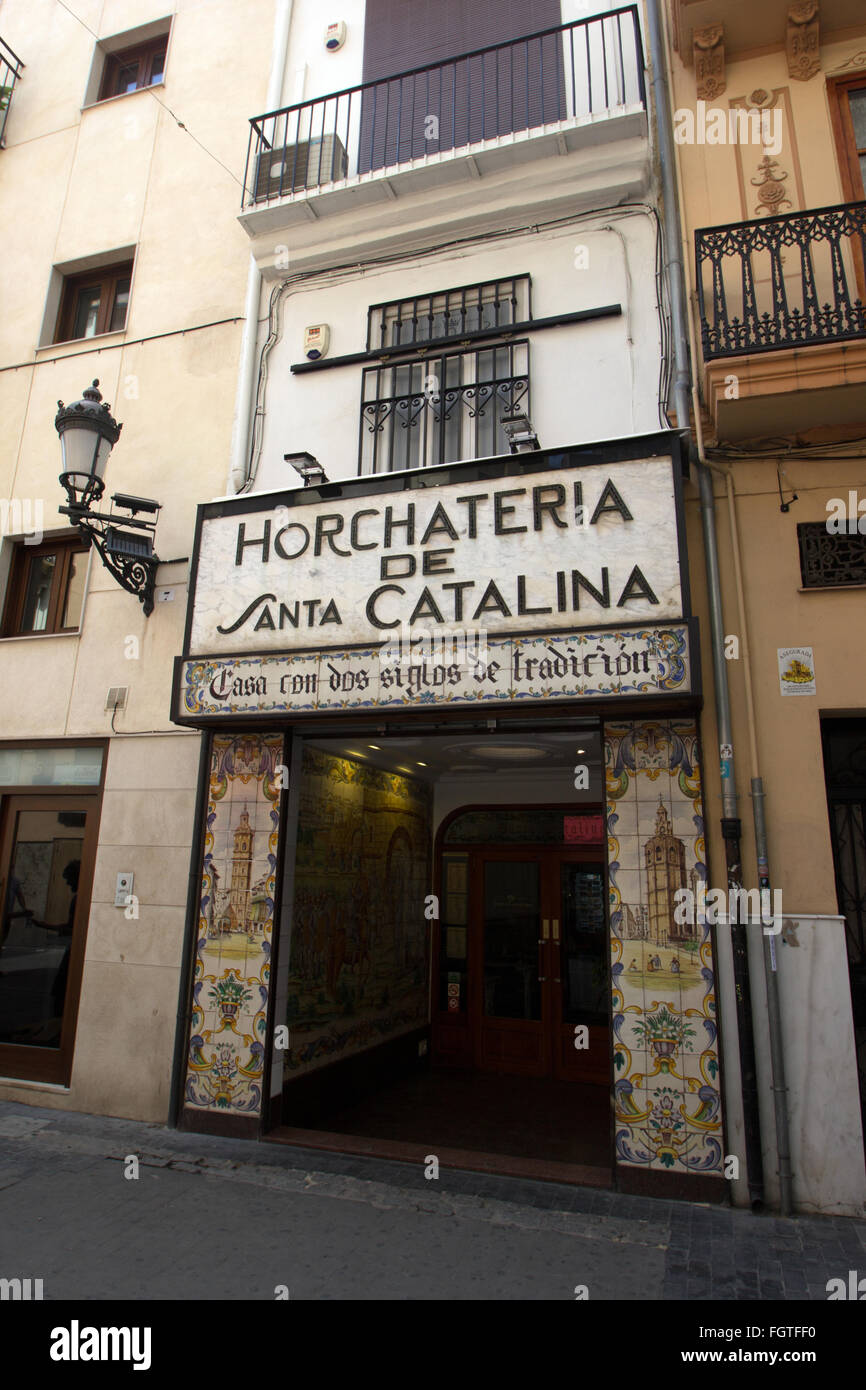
694 24 725 101
787 1 820 81
751 155 793 216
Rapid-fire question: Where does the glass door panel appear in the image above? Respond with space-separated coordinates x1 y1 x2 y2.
553 856 610 1083
482 859 541 1021
0 796 96 1082
560 862 607 1025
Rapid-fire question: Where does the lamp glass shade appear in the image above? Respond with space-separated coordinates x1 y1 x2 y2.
59 424 113 481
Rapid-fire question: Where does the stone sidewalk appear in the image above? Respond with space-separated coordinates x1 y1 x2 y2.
1 1099 864 1301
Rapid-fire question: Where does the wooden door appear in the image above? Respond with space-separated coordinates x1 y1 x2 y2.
471 847 611 1081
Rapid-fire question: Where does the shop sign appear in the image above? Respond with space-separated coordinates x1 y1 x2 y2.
174 622 694 721
187 454 686 658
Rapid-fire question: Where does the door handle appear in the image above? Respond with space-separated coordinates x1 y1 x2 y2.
552 918 560 943
540 918 549 943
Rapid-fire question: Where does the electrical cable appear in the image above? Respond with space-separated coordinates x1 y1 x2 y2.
241 204 669 489
53 0 243 189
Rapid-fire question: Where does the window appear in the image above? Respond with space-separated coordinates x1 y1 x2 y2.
797 522 866 589
55 261 132 344
359 339 529 473
367 276 531 351
2 536 89 637
98 37 166 101
829 74 866 202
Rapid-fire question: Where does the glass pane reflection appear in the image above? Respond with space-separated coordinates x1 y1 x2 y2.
483 860 541 1020
0 809 86 1047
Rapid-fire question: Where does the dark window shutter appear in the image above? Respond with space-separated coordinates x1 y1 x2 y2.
359 0 564 172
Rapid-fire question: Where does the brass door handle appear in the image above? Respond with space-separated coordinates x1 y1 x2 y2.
552 918 560 942
541 918 550 941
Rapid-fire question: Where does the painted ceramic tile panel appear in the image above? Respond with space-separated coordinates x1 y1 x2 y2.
283 746 432 1080
184 733 283 1115
605 719 723 1176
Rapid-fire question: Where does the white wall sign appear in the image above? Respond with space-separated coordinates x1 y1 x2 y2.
188 455 685 657
778 646 816 696
175 623 694 721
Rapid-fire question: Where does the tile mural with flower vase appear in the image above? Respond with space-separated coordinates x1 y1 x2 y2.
184 734 283 1116
604 719 724 1177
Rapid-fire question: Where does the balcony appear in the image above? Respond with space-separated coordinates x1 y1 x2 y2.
695 203 866 440
0 37 23 146
239 8 648 275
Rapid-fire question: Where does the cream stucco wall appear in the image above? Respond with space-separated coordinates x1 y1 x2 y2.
669 6 866 1212
0 0 277 1118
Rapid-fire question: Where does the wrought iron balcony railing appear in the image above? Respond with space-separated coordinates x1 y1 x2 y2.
696 202 866 360
0 37 23 146
243 7 645 206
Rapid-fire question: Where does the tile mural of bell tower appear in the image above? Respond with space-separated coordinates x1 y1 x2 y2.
229 809 254 927
644 796 696 946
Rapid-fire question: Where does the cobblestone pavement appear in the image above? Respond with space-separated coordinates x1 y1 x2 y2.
1 1100 864 1301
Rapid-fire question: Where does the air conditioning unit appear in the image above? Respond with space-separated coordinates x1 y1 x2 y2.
254 134 348 201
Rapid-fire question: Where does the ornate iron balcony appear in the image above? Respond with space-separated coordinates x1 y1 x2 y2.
243 7 645 205
696 202 866 360
0 37 23 147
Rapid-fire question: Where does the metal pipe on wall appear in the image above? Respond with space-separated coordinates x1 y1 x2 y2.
228 0 294 495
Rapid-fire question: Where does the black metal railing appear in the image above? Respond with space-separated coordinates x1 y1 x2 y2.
367 274 531 351
244 7 645 205
359 340 529 474
0 37 23 146
696 202 866 359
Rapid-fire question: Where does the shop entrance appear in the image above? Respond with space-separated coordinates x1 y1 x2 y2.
269 726 613 1179
465 849 607 1081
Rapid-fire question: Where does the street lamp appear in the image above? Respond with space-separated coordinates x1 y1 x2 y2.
55 380 161 616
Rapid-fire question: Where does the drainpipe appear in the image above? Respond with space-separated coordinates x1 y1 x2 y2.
228 0 293 494
645 0 765 1208
693 423 794 1217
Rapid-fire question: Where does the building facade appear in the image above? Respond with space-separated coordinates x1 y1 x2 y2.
666 0 866 1215
0 0 863 1216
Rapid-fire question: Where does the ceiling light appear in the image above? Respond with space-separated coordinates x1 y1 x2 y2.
368 743 380 749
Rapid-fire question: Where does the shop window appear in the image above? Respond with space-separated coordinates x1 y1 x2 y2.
98 36 167 100
1 536 89 638
0 791 101 1083
54 260 132 344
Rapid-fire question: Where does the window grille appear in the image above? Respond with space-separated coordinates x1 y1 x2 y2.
359 339 529 474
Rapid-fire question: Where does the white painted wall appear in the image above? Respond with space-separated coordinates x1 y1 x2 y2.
716 914 866 1217
247 211 662 494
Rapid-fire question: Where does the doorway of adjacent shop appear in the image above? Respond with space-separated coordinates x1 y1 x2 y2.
267 723 614 1182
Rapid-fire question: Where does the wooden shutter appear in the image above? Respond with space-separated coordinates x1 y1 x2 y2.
359 0 564 172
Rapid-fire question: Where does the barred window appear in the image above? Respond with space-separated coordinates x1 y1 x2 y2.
359 340 529 474
366 276 531 352
798 521 866 588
